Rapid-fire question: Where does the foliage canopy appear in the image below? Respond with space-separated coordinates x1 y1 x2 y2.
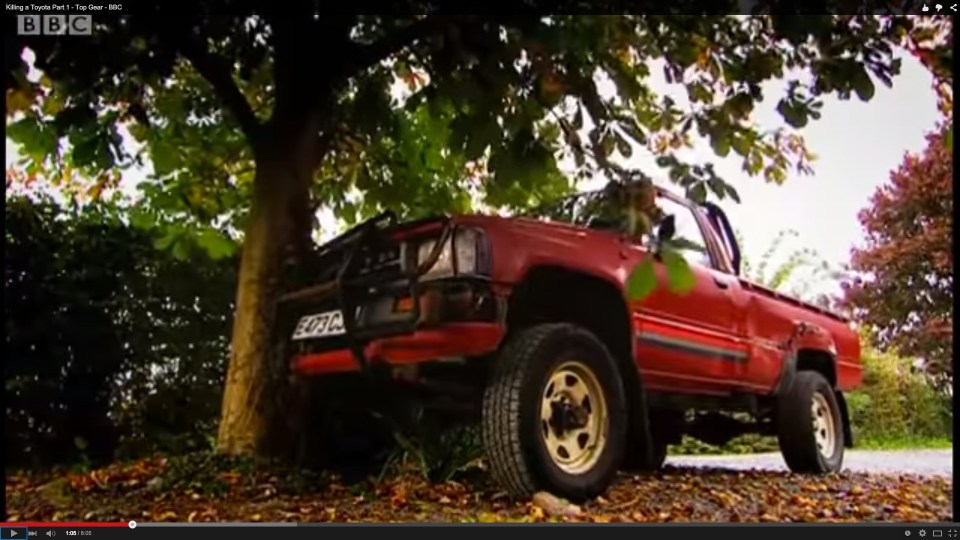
6 10 951 454
843 124 953 388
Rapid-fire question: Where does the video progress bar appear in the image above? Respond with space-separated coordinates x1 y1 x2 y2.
137 523 296 527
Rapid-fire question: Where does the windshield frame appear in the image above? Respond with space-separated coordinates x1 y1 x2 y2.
523 188 621 228
525 185 739 275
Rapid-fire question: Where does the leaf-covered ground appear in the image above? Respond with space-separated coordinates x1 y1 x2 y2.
5 453 952 523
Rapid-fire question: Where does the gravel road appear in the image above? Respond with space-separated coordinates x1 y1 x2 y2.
668 449 953 477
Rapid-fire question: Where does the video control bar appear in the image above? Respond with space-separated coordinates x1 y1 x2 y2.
2 523 957 540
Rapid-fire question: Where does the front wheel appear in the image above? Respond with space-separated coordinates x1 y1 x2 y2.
481 323 628 502
776 371 845 474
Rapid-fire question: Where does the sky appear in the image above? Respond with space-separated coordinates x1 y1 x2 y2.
6 50 942 299
580 53 942 297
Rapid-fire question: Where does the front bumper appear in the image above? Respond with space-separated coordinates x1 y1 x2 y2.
291 322 504 375
278 213 504 376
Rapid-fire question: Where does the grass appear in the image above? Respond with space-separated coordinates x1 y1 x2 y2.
669 434 953 455
854 436 953 451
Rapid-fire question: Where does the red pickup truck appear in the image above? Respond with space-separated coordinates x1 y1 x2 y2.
279 184 863 501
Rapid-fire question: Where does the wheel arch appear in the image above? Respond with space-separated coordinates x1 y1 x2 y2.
775 343 853 449
504 264 655 463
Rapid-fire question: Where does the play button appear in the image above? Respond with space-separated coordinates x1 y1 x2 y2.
2 529 28 540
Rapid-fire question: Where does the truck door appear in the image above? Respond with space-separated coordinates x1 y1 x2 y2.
627 192 749 395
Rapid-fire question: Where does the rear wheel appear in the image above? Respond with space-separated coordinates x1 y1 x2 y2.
776 371 844 474
481 323 628 502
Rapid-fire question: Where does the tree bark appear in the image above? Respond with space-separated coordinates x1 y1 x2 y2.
215 128 315 456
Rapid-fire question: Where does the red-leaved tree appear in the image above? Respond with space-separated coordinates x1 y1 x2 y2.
843 124 953 391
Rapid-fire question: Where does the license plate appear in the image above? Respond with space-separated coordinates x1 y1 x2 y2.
291 310 345 340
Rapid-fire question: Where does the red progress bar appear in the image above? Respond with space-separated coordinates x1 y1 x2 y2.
0 523 129 527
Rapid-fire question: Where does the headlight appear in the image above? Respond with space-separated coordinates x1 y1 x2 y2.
415 227 484 279
417 237 453 278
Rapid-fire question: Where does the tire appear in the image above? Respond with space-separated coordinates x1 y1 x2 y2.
775 370 845 474
481 323 628 502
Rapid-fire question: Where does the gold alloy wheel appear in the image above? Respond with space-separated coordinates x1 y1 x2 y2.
540 360 609 474
811 391 837 459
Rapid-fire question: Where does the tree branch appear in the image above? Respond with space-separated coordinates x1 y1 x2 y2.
174 32 264 148
352 15 451 72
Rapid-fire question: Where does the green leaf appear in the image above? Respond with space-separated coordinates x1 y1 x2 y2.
197 229 237 260
851 64 876 102
710 131 731 157
171 237 191 261
488 147 521 186
707 177 726 199
662 249 696 294
619 119 648 145
153 230 178 251
449 114 471 154
776 99 808 128
744 151 764 175
615 130 633 158
944 126 953 152
731 134 750 157
689 182 708 203
724 183 742 203
600 132 616 157
7 117 58 161
627 258 658 301
6 117 40 147
129 209 155 230
688 83 712 103
151 140 180 176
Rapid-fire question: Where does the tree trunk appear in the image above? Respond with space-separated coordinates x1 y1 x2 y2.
216 132 315 456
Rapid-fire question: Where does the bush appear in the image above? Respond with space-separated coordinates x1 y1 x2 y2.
847 347 952 444
5 197 237 468
671 433 779 456
670 347 952 456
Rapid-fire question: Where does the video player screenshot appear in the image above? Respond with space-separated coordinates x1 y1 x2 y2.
4 2 955 537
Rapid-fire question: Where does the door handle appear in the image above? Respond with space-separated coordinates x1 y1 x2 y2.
713 277 729 289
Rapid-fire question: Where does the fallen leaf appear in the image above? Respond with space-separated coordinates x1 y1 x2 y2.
4 458 953 523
